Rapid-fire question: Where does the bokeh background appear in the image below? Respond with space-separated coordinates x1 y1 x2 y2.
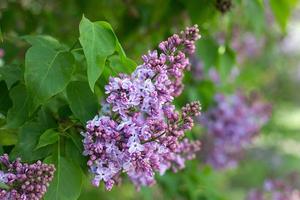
1 0 300 199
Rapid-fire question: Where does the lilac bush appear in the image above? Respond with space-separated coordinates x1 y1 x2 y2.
0 154 55 200
201 92 271 169
82 26 202 190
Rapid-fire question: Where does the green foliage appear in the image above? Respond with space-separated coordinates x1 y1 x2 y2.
0 128 17 146
5 84 29 128
196 37 219 71
0 64 22 89
0 26 3 42
35 129 59 150
270 0 298 32
24 37 75 112
0 182 9 190
79 16 116 91
44 155 84 200
10 121 53 162
0 81 12 115
79 16 136 91
66 81 99 124
217 45 236 83
243 0 266 33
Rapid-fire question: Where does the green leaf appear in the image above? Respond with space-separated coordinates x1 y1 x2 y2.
44 156 83 200
37 107 57 129
197 80 216 109
0 26 3 42
109 55 135 74
196 37 219 72
96 21 137 71
79 16 116 91
0 182 9 190
35 129 59 150
217 46 236 83
66 81 99 123
244 0 265 33
270 0 298 32
0 81 12 115
0 64 22 89
5 84 29 128
23 35 62 50
65 138 86 168
184 0 216 24
10 122 52 162
24 37 75 112
0 128 18 146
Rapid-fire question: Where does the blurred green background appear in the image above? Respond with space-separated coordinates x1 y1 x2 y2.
1 0 300 199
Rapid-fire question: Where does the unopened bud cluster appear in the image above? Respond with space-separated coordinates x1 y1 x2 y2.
0 154 55 200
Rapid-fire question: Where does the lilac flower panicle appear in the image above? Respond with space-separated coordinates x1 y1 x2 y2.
82 26 202 190
201 92 271 169
0 154 55 200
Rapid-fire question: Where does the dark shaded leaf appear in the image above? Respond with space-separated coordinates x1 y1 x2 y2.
66 81 99 123
24 37 75 112
0 64 22 89
5 84 29 128
35 129 59 150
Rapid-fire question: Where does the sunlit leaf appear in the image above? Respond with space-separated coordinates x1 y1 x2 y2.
79 16 116 91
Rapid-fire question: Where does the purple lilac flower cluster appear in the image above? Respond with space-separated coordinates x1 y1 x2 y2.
0 154 55 200
246 178 300 200
200 92 271 169
82 26 202 190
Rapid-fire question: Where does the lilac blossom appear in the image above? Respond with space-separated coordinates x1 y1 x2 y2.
200 92 271 169
82 26 202 190
190 55 205 81
246 177 300 200
231 30 265 64
0 154 55 200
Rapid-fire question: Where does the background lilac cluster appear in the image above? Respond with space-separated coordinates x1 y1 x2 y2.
82 26 202 190
246 177 300 200
200 92 271 169
0 154 55 200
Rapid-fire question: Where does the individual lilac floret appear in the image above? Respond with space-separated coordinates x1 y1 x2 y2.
0 154 55 200
200 92 271 169
246 177 300 200
82 26 201 190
